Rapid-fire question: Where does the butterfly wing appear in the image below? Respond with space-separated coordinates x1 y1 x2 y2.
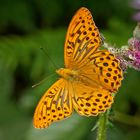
78 50 123 92
64 7 123 115
34 7 123 129
91 50 123 92
34 78 73 128
71 81 113 116
64 7 102 68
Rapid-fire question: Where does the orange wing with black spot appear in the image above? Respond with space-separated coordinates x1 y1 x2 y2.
34 79 73 128
78 50 123 93
71 81 113 116
64 7 102 68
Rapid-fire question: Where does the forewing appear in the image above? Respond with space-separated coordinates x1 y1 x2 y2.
64 7 102 68
71 81 113 116
34 78 73 128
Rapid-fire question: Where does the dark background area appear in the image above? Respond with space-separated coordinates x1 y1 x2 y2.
0 0 140 140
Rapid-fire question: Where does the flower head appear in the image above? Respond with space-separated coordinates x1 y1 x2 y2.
126 23 140 70
104 23 140 71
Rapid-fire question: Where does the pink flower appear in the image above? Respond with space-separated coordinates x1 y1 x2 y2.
104 23 140 71
126 23 140 70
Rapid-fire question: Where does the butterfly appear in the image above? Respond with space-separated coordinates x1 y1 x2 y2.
33 7 123 128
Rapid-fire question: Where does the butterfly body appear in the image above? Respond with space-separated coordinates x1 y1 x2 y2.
56 68 79 82
33 7 123 129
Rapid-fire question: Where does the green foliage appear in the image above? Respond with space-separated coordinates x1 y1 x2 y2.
0 8 140 140
0 28 66 140
102 18 134 46
0 0 36 33
0 0 133 34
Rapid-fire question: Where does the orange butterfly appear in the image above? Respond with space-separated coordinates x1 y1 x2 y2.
33 7 123 128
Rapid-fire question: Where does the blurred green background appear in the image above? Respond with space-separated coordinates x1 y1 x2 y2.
0 0 140 140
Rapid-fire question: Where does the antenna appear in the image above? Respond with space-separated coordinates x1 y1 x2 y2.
32 73 56 88
40 47 58 69
32 47 58 88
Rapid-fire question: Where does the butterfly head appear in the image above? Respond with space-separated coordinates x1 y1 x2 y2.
56 68 64 74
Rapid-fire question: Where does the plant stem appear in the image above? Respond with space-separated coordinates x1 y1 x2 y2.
96 112 108 140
